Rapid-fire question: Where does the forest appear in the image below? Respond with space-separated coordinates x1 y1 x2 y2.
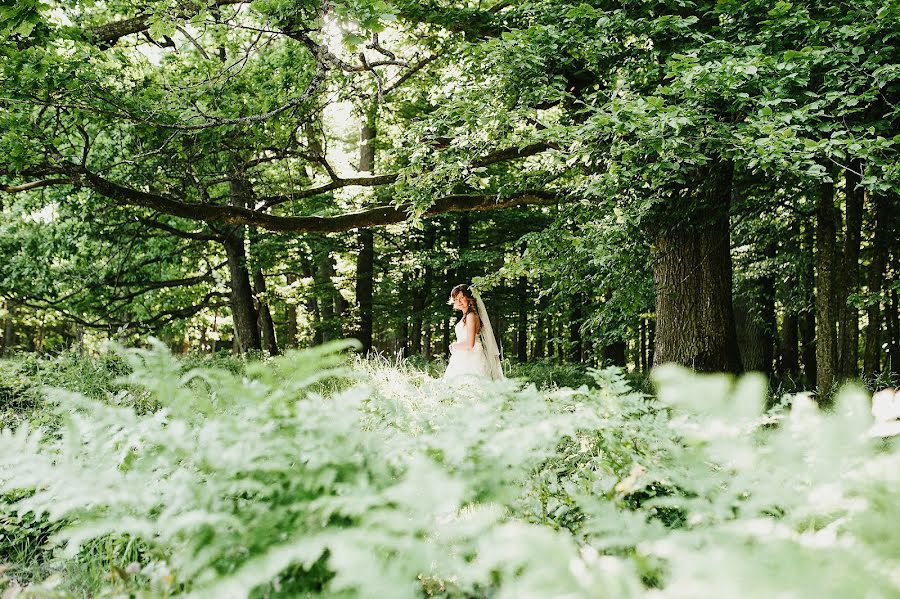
1 0 899 597
1 0 897 392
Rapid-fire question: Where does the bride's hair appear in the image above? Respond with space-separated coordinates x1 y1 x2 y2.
449 283 478 323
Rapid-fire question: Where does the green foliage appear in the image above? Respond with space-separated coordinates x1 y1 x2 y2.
1 346 898 597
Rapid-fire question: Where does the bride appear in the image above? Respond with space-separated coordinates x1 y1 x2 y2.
443 284 505 381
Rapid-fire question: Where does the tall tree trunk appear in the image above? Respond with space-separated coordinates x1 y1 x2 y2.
356 229 374 352
535 290 548 359
399 275 409 357
780 309 799 377
355 108 377 353
285 274 298 349
890 287 900 373
800 224 817 385
647 316 656 368
517 276 528 362
253 270 279 356
651 161 741 372
410 282 423 355
223 230 260 353
225 176 261 354
779 262 800 377
863 193 890 376
735 243 776 374
815 174 839 395
838 160 863 378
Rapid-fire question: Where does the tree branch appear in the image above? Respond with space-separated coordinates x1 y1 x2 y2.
87 0 247 48
258 141 550 208
1 178 71 193
66 162 562 233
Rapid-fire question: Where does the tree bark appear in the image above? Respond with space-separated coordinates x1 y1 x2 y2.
517 275 528 362
815 174 839 395
735 243 776 374
253 269 279 356
778 231 800 377
647 316 656 369
285 274 298 348
223 232 260 353
863 193 890 376
355 229 374 352
838 160 863 378
651 161 741 372
800 224 817 385
355 109 377 353
224 176 261 354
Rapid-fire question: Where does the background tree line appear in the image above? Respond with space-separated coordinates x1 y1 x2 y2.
1 0 898 394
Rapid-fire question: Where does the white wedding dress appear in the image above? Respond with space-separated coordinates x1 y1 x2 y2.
443 317 491 380
443 295 505 381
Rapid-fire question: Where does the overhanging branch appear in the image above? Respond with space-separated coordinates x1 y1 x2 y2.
68 164 563 233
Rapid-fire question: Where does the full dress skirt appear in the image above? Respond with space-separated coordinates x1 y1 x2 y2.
443 318 490 379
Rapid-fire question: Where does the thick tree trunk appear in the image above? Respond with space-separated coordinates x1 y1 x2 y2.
225 175 261 354
651 162 741 372
838 160 863 378
815 175 839 395
253 270 279 356
223 230 260 353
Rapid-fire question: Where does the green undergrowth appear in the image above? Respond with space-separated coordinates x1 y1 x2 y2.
0 341 897 598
